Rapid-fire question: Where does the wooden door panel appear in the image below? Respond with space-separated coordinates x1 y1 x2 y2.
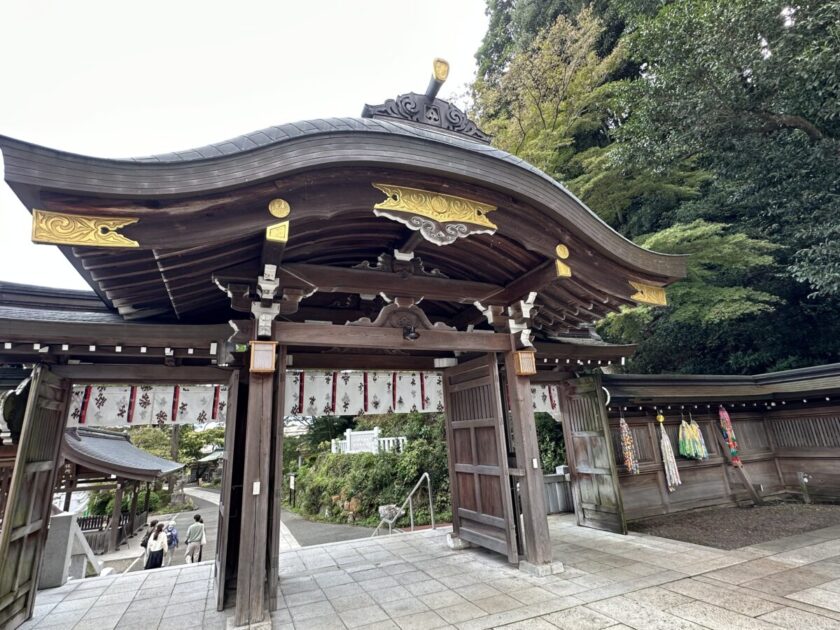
0 366 70 629
215 370 240 612
559 375 627 534
443 354 518 563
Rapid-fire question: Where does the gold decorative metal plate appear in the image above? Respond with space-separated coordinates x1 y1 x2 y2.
266 221 290 243
31 209 139 248
268 198 291 218
555 244 569 259
373 184 497 229
629 281 667 306
555 260 572 278
372 183 497 246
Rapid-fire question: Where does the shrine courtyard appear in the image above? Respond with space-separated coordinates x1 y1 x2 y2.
22 513 840 630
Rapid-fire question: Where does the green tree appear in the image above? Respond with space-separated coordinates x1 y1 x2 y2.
178 425 225 462
622 0 840 295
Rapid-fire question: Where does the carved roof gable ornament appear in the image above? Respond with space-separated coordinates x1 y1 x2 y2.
372 183 498 246
362 58 492 144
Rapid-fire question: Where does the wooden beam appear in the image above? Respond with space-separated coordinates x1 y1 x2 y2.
218 263 507 305
289 353 438 370
108 481 124 553
271 321 512 353
52 365 233 384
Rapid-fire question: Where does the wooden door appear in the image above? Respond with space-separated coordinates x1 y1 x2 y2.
443 354 518 562
559 375 626 534
0 366 70 629
215 370 240 611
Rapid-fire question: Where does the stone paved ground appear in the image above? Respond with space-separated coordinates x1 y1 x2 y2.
23 513 840 629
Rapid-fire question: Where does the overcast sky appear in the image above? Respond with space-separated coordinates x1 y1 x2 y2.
0 0 489 291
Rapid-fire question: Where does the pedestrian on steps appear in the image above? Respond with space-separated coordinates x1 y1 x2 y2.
184 514 206 564
144 523 168 570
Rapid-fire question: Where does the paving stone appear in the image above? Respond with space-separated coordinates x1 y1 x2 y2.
162 597 205 618
472 593 523 614
338 604 391 628
670 600 783 629
380 595 430 617
51 596 97 613
742 567 831 596
435 601 485 623
703 558 796 585
787 587 840 612
289 599 336 621
85 600 131 619
418 589 467 610
164 611 205 630
542 605 618 630
293 613 348 629
664 577 783 616
324 582 366 599
404 579 448 596
359 576 401 592
33 610 85 629
758 606 840 629
73 612 123 630
368 585 412 604
330 592 376 610
624 586 694 610
355 621 400 630
587 595 707 630
284 587 327 607
392 610 448 630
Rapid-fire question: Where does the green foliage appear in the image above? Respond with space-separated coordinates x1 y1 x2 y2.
304 415 356 452
87 489 169 516
535 412 565 472
128 426 171 459
471 0 840 373
290 413 450 527
178 425 225 462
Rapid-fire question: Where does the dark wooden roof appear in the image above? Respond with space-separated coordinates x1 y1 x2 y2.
602 364 840 404
63 427 183 482
0 111 685 333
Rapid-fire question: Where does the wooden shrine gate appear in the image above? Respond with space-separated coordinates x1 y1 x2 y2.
558 374 627 534
443 354 519 562
0 366 70 629
0 364 239 629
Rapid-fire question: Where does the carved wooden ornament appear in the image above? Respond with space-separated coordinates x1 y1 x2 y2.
372 183 497 246
31 209 139 248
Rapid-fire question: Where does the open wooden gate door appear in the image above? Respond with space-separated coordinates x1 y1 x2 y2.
443 354 518 563
558 374 626 534
215 371 240 611
0 366 70 629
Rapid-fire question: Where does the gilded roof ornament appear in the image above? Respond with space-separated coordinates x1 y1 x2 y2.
31 209 139 248
629 281 667 306
372 183 497 246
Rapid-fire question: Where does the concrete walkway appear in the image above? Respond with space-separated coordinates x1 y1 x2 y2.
23 514 840 629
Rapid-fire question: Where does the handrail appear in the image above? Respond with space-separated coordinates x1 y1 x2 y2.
371 472 435 537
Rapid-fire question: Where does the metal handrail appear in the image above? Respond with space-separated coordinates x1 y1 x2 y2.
371 472 435 537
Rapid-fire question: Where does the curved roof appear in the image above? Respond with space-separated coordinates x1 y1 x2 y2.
63 427 183 482
0 108 685 333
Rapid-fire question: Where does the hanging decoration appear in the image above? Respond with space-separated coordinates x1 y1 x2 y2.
657 412 682 492
678 413 709 460
619 415 639 474
718 405 743 467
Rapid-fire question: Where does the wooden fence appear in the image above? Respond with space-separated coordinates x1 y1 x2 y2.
609 405 840 520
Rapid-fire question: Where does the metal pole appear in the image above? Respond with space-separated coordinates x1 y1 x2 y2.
409 496 414 531
427 474 435 530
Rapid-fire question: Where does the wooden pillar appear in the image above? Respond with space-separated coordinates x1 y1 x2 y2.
128 482 139 535
234 372 273 626
143 482 151 514
504 352 552 565
63 462 75 512
109 480 124 553
267 346 287 610
169 425 181 491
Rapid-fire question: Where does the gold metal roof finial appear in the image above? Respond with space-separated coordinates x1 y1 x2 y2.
426 58 450 101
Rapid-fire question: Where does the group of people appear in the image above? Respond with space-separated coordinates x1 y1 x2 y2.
142 513 206 570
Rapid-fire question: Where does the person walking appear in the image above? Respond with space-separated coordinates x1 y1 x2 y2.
144 523 168 570
184 514 205 564
140 519 158 563
163 521 179 567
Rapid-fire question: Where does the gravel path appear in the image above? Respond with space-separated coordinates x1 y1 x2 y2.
630 501 840 549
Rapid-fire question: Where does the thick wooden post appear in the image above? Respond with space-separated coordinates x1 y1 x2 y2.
234 372 273 626
109 480 124 552
504 352 552 565
143 482 151 514
267 346 287 610
128 482 139 534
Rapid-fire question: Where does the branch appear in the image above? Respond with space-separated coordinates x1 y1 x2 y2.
757 112 825 141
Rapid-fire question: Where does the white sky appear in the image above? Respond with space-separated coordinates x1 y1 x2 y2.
0 0 489 291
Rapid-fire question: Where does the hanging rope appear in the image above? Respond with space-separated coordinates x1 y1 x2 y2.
718 405 743 467
619 415 639 474
657 412 681 492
